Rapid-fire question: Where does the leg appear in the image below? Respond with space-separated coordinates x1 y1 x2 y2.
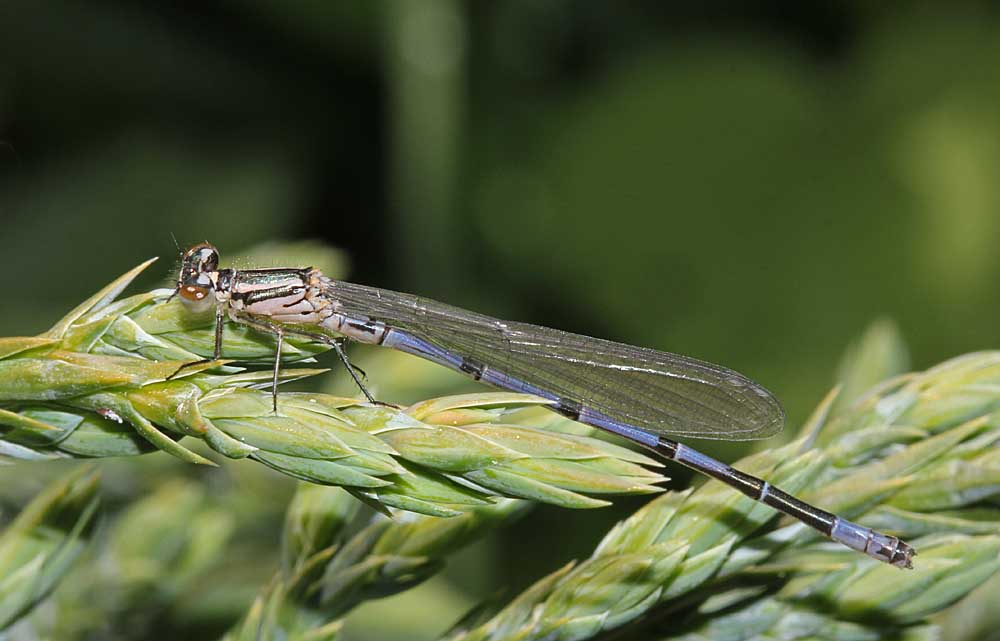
330 339 377 404
253 322 385 405
227 314 389 407
167 303 228 380
226 313 288 412
213 303 225 359
271 328 284 413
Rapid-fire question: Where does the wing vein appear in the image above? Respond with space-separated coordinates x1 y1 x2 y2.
322 277 785 441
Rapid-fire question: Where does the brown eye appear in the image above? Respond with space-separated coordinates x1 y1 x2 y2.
179 285 209 301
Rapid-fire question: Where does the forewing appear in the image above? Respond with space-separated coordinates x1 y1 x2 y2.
325 279 785 441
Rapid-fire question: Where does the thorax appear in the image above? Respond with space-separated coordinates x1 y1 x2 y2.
225 268 333 323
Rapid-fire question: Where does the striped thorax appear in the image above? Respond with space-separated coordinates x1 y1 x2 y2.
176 243 387 345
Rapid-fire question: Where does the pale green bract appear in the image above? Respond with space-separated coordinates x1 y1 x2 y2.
0 258 665 519
0 467 99 632
438 324 1000 641
0 262 997 641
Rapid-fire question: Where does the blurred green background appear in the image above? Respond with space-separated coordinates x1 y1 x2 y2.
2 2 1000 639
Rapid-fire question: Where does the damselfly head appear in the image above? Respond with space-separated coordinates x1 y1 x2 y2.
176 243 220 312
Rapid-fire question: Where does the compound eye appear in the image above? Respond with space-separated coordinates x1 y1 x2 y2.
176 272 216 312
181 243 220 273
176 244 220 312
178 285 210 302
195 246 219 272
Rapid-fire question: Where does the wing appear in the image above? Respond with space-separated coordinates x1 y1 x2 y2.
323 278 785 441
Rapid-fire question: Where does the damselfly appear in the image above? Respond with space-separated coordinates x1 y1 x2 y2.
175 242 915 568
